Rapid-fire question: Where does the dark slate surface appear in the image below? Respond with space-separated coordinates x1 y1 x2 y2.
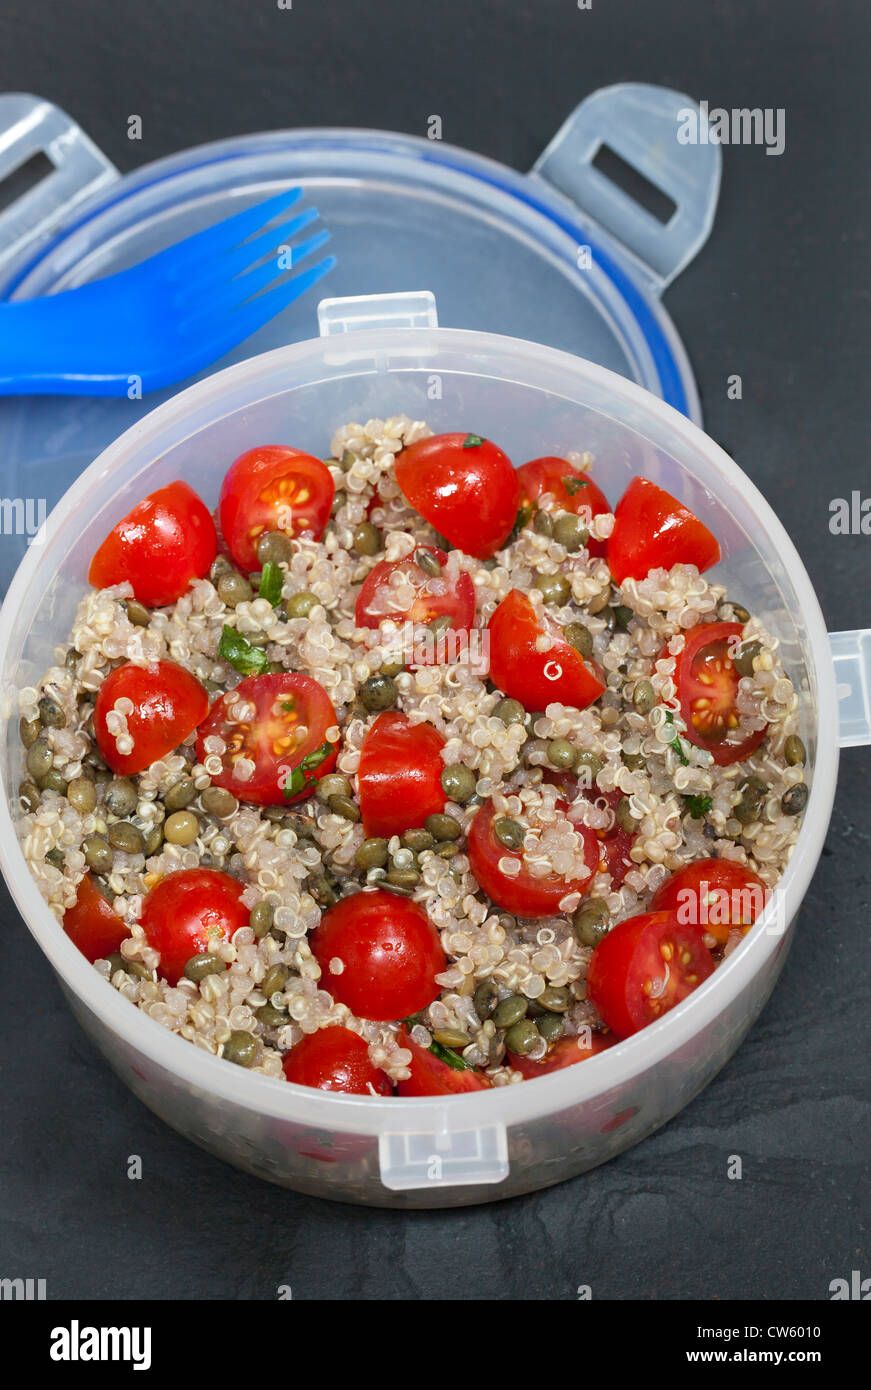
0 0 868 1300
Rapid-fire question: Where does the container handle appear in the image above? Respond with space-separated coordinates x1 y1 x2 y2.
379 1121 508 1192
0 94 119 284
531 82 722 291
830 630 871 747
318 290 438 336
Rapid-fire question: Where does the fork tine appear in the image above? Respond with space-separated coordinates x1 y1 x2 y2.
156 188 306 277
209 228 333 309
173 207 323 306
180 254 337 345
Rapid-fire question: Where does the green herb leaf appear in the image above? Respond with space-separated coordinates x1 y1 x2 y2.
283 766 308 799
429 1040 471 1071
683 793 713 819
218 624 269 676
258 561 283 607
300 740 333 773
561 475 588 497
664 710 690 767
462 433 484 449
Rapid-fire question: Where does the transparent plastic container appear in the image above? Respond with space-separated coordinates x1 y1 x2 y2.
1 291 868 1207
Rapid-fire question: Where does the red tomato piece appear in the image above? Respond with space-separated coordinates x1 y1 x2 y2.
282 1026 393 1095
218 446 335 571
509 1031 614 1078
196 672 338 806
607 477 721 585
63 873 129 963
574 786 637 888
487 589 606 713
516 456 611 558
669 621 768 765
467 797 599 918
140 868 248 985
94 660 208 776
586 910 716 1039
88 481 217 608
357 711 446 837
395 432 520 559
395 1026 491 1095
311 889 446 1021
651 857 768 948
355 546 476 664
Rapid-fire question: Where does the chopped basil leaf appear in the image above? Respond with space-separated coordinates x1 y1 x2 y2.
664 711 690 766
561 475 588 497
218 624 268 676
258 562 283 606
462 433 484 449
683 793 713 819
430 1040 471 1071
283 766 307 799
300 740 333 773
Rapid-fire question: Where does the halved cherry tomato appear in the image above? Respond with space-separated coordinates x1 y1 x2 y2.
282 1026 393 1095
355 546 476 664
607 477 721 584
516 457 611 558
196 671 338 807
509 1031 614 1078
651 857 768 948
467 797 598 918
488 589 606 713
88 481 217 608
395 432 519 559
94 660 209 776
586 910 715 1038
357 711 446 837
219 446 335 571
669 621 768 765
396 1026 491 1095
311 888 446 1021
63 873 128 963
140 868 248 985
572 787 637 888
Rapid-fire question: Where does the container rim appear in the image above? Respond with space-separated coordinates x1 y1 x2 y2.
0 327 839 1136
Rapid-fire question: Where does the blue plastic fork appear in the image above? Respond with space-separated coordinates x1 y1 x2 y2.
0 189 336 395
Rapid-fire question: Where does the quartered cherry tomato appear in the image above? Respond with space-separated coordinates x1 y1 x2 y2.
575 787 637 888
140 868 248 985
487 589 606 713
508 1031 614 1078
311 889 446 1021
607 477 721 584
282 1027 393 1095
63 873 129 963
651 857 768 947
94 660 209 776
196 672 338 806
357 711 446 837
89 481 217 608
669 621 768 765
355 546 476 664
219 446 335 571
467 797 599 918
516 456 611 558
395 432 519 559
586 910 715 1038
396 1026 491 1095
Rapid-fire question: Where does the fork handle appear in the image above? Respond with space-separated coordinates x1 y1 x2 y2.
0 295 127 395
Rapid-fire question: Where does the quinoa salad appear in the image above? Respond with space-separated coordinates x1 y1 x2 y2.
16 416 809 1096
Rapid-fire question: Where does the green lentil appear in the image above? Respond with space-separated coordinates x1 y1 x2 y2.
401 827 435 853
256 530 294 565
143 825 164 856
201 786 238 818
124 599 151 627
784 735 806 766
65 648 81 670
733 640 762 678
427 614 453 643
615 796 639 833
26 741 53 779
355 837 389 870
83 836 113 873
163 778 197 811
380 659 405 678
537 1013 565 1043
108 821 144 854
329 794 360 822
473 980 499 1020
431 1027 470 1049
553 513 588 551
249 901 274 938
493 994 528 1028
613 604 633 631
352 522 381 556
316 773 352 803
19 780 40 812
19 716 41 748
534 572 570 606
622 750 646 771
533 510 554 537
209 555 234 584
386 867 420 889
781 784 808 816
257 1003 289 1027
360 673 398 712
415 547 442 576
493 816 524 850
38 696 66 728
633 679 656 714
734 777 767 825
435 842 460 859
217 571 254 607
493 697 525 726
223 1030 257 1068
45 847 65 869
574 750 603 784
547 738 576 769
184 952 225 983
285 591 319 619
104 779 137 817
572 898 610 947
563 622 593 659
38 769 68 795
538 985 572 1013
164 811 200 845
505 1019 540 1056
425 813 461 842
440 764 476 803
262 963 290 998
67 777 97 814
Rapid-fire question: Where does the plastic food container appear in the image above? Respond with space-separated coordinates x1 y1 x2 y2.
1 288 869 1207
